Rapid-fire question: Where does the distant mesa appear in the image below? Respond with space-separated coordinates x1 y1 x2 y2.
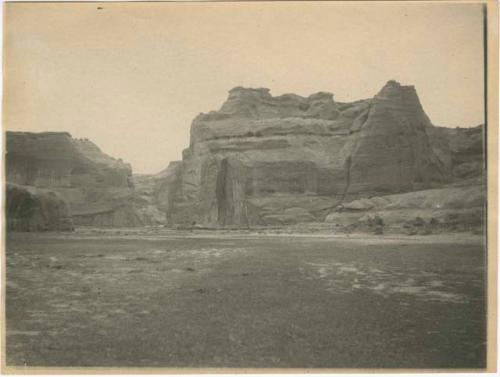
5 80 485 232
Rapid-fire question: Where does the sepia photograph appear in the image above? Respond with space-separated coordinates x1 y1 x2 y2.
1 0 498 372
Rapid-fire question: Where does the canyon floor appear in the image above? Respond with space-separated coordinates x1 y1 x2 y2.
5 230 486 369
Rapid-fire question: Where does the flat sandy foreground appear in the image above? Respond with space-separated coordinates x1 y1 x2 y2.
5 230 486 369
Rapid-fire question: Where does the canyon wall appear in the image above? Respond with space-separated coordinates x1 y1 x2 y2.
6 81 484 231
166 80 484 227
6 132 159 228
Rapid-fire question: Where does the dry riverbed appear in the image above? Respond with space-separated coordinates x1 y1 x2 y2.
5 231 486 368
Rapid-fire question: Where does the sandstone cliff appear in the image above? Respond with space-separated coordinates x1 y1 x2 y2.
6 132 155 227
166 80 480 227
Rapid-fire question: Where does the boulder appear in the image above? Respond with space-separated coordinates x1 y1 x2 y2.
6 183 74 231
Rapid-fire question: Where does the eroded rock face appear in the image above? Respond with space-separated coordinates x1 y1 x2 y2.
6 183 74 231
6 132 150 227
167 80 470 227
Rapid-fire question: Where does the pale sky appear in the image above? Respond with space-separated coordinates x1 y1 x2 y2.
4 2 485 174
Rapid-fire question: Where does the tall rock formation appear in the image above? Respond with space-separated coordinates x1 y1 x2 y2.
6 132 155 227
167 80 464 227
